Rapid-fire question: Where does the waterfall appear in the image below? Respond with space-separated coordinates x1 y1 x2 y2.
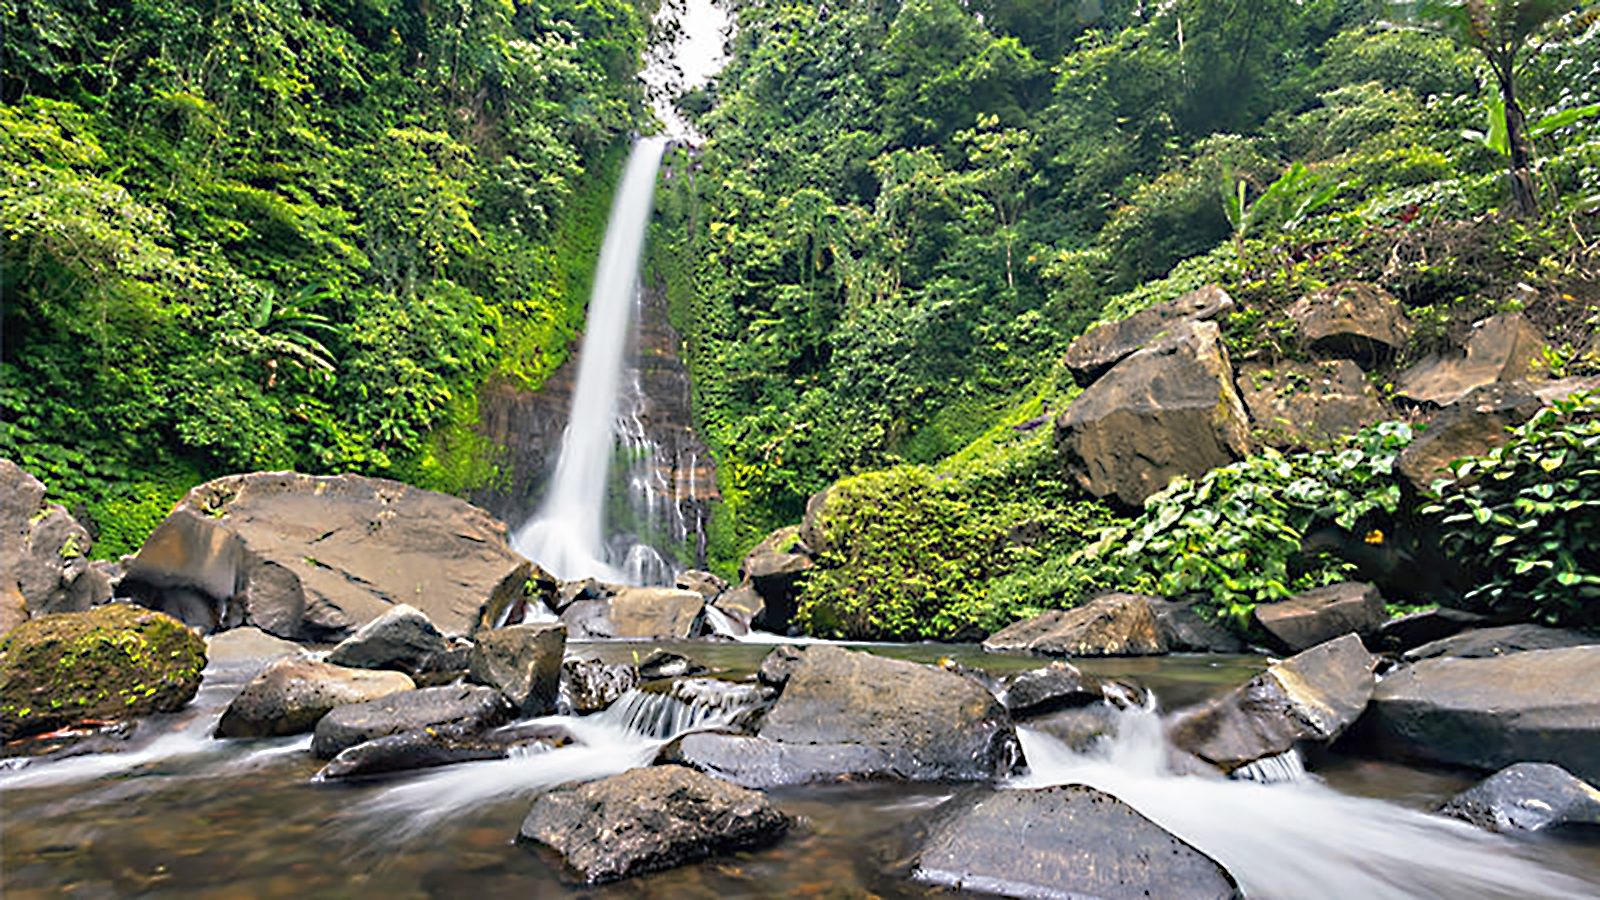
512 137 668 583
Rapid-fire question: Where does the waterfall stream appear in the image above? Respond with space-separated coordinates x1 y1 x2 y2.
511 137 669 583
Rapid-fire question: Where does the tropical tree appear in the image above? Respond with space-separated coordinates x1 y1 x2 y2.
1391 1 1591 216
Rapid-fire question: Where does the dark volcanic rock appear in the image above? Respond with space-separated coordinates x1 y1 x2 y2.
1168 634 1376 773
1056 320 1251 508
326 603 448 674
560 587 704 640
517 766 789 885
560 658 639 714
1402 623 1596 662
314 722 509 780
1 459 112 624
121 472 533 640
310 684 512 759
1360 646 1600 780
983 593 1167 657
467 622 565 715
1396 313 1546 407
1235 359 1389 448
637 650 704 681
1438 762 1600 834
215 656 414 738
1063 284 1236 386
1253 582 1386 653
913 785 1241 900
1285 282 1410 366
1371 607 1491 655
667 645 1019 787
0 604 205 741
1147 595 1247 653
1000 662 1103 718
736 526 813 632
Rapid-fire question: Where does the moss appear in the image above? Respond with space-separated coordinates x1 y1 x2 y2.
0 604 206 740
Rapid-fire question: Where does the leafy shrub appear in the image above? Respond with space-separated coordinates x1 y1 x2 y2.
1423 392 1600 628
1083 422 1415 630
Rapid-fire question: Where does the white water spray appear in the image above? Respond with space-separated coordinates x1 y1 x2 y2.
1010 706 1596 900
513 138 668 582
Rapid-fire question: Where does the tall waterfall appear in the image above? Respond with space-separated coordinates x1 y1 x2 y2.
512 137 669 582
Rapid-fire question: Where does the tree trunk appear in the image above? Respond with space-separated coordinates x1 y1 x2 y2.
1497 64 1539 218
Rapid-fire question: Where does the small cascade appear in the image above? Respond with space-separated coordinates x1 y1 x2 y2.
1230 748 1308 785
593 685 759 740
1010 706 1595 900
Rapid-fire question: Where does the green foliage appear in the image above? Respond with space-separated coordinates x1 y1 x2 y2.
1085 423 1415 630
1423 392 1600 627
2 0 650 543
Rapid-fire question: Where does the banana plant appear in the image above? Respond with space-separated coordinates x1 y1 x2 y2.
1222 162 1343 255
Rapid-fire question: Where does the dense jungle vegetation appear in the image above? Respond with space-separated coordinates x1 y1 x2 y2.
650 0 1600 637
2 0 655 555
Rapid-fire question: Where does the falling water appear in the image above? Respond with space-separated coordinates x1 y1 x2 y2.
1009 705 1597 900
512 137 668 582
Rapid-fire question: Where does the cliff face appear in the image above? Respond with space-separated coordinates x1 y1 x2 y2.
471 278 717 570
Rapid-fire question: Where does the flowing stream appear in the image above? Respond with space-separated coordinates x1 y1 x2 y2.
5 645 1598 898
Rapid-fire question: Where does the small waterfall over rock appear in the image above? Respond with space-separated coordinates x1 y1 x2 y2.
512 137 671 583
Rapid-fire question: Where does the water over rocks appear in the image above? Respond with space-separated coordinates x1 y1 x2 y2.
912 784 1242 900
215 655 414 738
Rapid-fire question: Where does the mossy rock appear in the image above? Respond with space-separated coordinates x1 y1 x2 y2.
0 604 206 741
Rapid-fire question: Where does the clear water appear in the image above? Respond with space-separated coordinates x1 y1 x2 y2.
5 644 1599 898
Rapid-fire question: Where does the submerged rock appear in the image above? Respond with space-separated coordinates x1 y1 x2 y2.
1253 582 1386 653
666 645 1018 787
913 785 1241 900
1167 633 1376 773
983 593 1167 657
467 622 565 715
311 684 511 759
518 765 789 884
0 604 205 741
1438 762 1600 834
326 603 448 674
1360 646 1600 781
216 656 414 738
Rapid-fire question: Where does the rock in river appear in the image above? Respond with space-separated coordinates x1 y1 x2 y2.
311 684 512 759
518 765 789 884
983 593 1166 657
913 784 1241 900
1438 762 1600 834
215 656 415 738
0 604 205 741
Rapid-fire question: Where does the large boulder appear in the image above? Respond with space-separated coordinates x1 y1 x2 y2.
214 656 415 738
1396 383 1544 490
1359 646 1600 780
1146 595 1247 653
121 472 533 641
983 593 1167 657
1402 623 1596 662
1064 284 1236 386
467 622 566 715
1285 283 1410 366
1167 634 1377 773
1252 582 1386 653
326 603 448 674
517 765 789 884
310 684 512 759
1057 320 1251 508
314 722 517 781
663 645 1019 787
735 525 813 631
1235 359 1388 448
999 662 1104 718
0 604 206 741
1396 313 1547 407
1 459 112 623
1438 762 1600 834
913 785 1241 900
560 587 704 640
